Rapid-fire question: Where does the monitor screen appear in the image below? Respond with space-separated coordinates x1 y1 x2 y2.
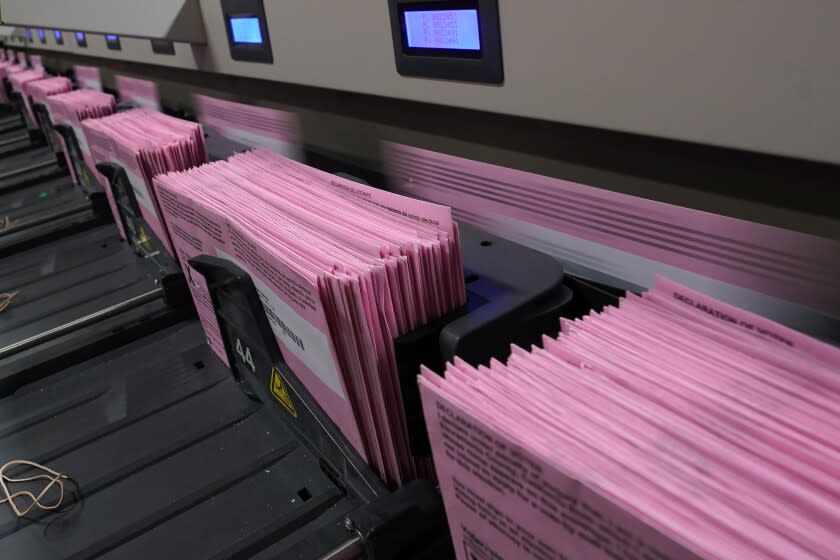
54 30 63 40
403 9 480 51
26 29 33 41
38 29 46 43
106 34 119 42
76 31 85 41
229 17 263 44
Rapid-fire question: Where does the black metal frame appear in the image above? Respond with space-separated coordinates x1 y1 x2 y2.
31 103 109 220
190 254 455 559
53 123 98 191
96 162 176 269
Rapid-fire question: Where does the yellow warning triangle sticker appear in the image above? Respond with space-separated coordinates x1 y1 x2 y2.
138 226 152 251
269 366 298 418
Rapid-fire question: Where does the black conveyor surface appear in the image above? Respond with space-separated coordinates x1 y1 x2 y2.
0 321 357 559
0 120 27 139
0 129 38 157
0 175 88 226
0 175 101 257
0 145 64 191
0 113 24 134
0 225 162 349
0 175 79 215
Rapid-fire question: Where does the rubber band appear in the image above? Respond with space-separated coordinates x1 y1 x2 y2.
0 460 70 518
0 290 19 312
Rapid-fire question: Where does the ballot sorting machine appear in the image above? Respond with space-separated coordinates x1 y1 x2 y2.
1 0 838 555
6 50 822 559
0 108 620 556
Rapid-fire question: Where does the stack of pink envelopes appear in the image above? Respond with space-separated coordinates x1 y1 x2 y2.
155 148 465 486
26 77 73 152
0 61 25 81
7 67 46 124
46 89 119 222
26 76 72 106
421 276 840 560
46 89 117 125
82 108 207 253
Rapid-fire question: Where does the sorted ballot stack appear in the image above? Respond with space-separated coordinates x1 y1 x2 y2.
0 61 25 88
25 77 73 154
82 108 207 253
421 277 840 560
0 62 25 103
7 67 46 124
46 89 117 189
0 62 24 76
25 76 73 105
155 149 465 486
7 67 45 90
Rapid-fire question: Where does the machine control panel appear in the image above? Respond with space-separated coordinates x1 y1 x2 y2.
388 0 503 84
221 0 273 63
